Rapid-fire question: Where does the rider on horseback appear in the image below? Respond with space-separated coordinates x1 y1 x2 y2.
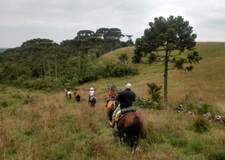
105 85 117 107
109 83 136 128
65 86 71 94
89 87 95 102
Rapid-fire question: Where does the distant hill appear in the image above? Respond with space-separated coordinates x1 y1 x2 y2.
0 48 8 53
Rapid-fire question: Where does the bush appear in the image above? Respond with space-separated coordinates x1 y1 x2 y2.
170 137 188 147
147 82 162 103
104 64 138 77
186 140 204 154
209 149 225 160
22 95 33 104
197 103 215 115
1 101 9 108
193 117 209 133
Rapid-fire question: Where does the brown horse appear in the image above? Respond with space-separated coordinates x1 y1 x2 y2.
89 96 96 108
74 91 80 102
117 111 143 150
106 103 143 150
106 100 118 121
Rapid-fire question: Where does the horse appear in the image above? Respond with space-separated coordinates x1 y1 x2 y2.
106 99 119 121
74 91 80 102
89 96 96 108
117 111 143 150
106 104 143 150
65 91 72 100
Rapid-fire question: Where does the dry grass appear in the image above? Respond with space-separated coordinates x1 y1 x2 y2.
1 42 225 160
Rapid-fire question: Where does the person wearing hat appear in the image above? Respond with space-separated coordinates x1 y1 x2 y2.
89 87 95 102
65 86 72 95
109 83 136 128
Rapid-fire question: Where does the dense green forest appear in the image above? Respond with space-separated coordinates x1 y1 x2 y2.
0 48 8 53
0 28 137 90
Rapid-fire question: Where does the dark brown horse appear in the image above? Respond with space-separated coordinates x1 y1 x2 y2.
117 111 143 150
74 91 80 102
89 96 96 108
106 103 143 150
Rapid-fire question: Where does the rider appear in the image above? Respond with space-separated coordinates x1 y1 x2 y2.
89 87 95 102
105 85 117 107
109 83 136 128
65 86 72 94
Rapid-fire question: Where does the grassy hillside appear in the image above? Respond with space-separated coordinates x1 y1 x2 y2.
0 42 225 160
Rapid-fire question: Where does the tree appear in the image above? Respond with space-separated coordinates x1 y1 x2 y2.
133 16 202 106
75 30 95 39
118 53 128 76
125 35 134 46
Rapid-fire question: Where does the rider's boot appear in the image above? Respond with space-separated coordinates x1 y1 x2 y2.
109 119 115 128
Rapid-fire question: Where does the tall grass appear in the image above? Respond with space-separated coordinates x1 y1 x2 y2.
1 42 225 159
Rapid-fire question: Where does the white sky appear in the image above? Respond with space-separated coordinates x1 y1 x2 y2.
1 0 225 48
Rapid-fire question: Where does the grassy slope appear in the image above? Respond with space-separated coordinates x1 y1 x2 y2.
0 42 225 160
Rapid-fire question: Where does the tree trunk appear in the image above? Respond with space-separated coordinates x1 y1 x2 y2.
55 56 58 79
42 58 46 79
164 52 169 107
78 51 81 75
16 66 18 80
47 60 51 77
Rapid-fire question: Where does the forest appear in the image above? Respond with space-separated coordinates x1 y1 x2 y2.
0 28 137 90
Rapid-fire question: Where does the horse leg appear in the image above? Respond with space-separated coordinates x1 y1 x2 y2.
119 134 123 146
133 136 138 151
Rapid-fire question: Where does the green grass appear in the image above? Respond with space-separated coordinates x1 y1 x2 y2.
0 42 225 160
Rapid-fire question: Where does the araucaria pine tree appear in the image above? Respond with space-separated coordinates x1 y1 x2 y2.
132 15 202 106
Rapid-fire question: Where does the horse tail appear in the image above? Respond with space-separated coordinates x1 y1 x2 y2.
119 116 140 136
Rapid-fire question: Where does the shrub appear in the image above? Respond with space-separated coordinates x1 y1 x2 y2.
184 92 197 111
24 127 34 136
185 139 204 155
22 95 33 104
141 122 165 144
147 82 162 103
104 63 138 77
1 101 8 108
170 137 188 147
197 103 215 115
193 116 209 133
209 149 225 160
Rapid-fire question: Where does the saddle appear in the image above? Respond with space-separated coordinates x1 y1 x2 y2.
115 106 136 122
89 96 96 102
107 97 116 102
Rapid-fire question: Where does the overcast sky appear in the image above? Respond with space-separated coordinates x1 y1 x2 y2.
1 0 225 48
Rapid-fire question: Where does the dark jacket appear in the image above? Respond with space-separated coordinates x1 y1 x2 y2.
117 88 136 109
65 87 71 91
